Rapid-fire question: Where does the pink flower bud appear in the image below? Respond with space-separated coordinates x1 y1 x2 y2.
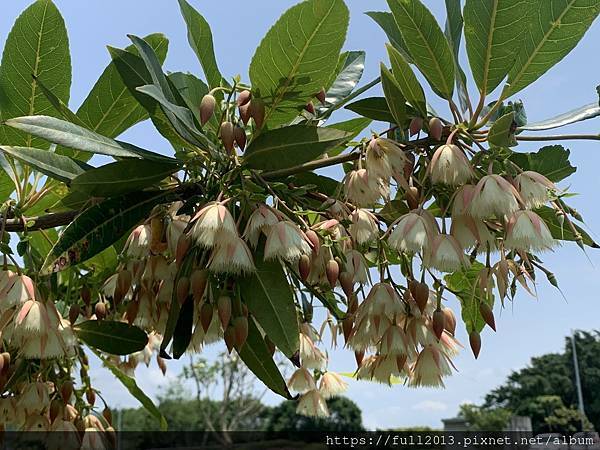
339 272 354 298
94 302 107 320
432 309 445 340
233 316 249 349
217 295 232 328
316 88 327 105
304 101 315 115
234 126 247 150
479 302 496 331
200 94 216 125
409 117 423 136
305 230 320 254
469 331 482 359
326 259 339 287
200 94 217 126
250 99 265 129
237 90 252 107
219 121 235 152
299 254 311 281
239 102 251 125
428 117 443 141
200 303 214 333
224 325 236 353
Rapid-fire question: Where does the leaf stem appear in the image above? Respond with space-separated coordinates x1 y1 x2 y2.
262 133 433 180
469 88 486 128
262 152 360 180
317 76 381 120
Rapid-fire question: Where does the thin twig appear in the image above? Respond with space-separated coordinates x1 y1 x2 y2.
516 134 600 142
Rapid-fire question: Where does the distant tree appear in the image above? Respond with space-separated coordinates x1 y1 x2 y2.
120 352 266 443
531 396 594 434
180 352 267 444
484 330 600 433
264 397 364 436
458 404 512 431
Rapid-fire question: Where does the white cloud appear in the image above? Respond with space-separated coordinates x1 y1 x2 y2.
412 400 448 412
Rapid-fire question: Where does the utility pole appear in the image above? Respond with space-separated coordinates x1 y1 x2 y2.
571 330 586 431
117 407 123 450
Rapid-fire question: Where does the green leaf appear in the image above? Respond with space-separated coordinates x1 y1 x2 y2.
380 199 409 225
366 11 413 63
237 317 293 399
172 295 194 359
488 112 517 147
70 159 180 198
0 146 85 183
249 0 349 128
73 33 169 157
0 170 14 201
510 145 576 182
4 116 170 162
326 117 372 138
36 78 86 127
136 84 202 137
128 35 217 154
288 173 339 196
464 0 534 95
380 64 407 126
386 44 427 118
536 206 599 248
27 229 58 267
320 51 365 113
444 0 469 112
387 0 454 99
0 0 71 148
92 349 167 430
519 103 600 131
505 0 600 97
244 125 351 171
239 255 299 358
345 97 396 123
325 117 372 156
128 35 175 104
84 246 119 275
445 261 494 334
75 320 148 355
108 46 197 153
178 0 225 91
168 72 209 127
42 190 172 274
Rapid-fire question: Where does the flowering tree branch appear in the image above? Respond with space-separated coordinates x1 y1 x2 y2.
517 134 600 142
3 210 80 232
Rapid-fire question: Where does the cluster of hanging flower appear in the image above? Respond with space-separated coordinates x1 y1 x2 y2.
101 202 229 368
345 134 556 260
289 323 348 417
0 377 116 448
0 270 120 443
125 127 558 415
0 271 76 361
0 117 562 423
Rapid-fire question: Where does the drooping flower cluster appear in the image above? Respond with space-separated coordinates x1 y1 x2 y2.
288 323 348 417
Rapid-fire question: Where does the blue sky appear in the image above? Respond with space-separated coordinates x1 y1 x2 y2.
2 0 600 430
